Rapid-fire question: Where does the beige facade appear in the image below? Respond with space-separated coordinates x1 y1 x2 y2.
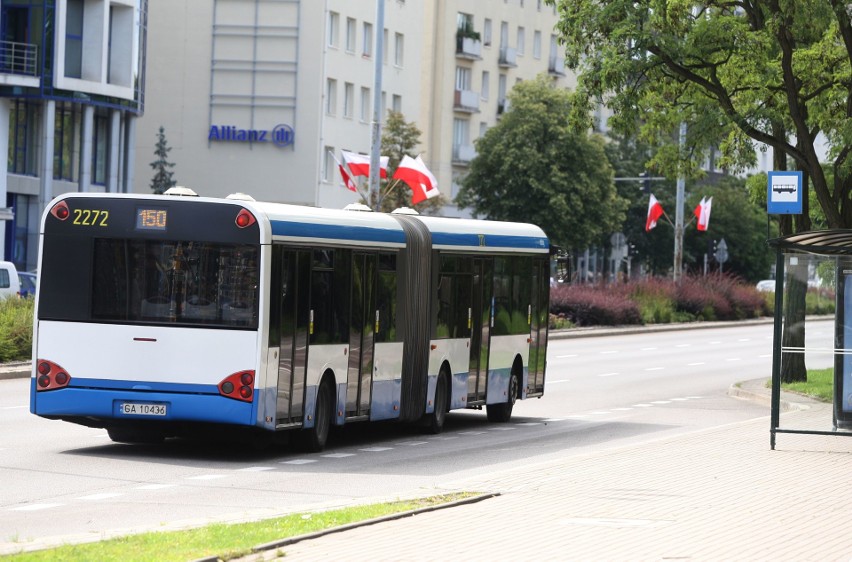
135 1 573 214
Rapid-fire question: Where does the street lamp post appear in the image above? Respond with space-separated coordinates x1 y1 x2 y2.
368 0 385 209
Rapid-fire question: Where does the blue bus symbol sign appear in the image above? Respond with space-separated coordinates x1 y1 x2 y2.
767 171 802 215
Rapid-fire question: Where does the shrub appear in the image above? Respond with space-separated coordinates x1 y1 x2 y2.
550 284 642 326
0 297 34 362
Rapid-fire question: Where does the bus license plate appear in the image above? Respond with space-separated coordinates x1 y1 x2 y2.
120 402 167 416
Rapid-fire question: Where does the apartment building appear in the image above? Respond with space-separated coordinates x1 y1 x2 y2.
0 0 146 269
135 1 573 214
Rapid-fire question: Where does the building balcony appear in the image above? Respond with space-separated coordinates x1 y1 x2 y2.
456 36 482 60
0 41 40 88
549 56 566 76
499 47 517 68
452 144 476 164
454 89 480 113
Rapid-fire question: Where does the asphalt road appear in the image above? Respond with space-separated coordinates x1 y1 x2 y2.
0 318 834 553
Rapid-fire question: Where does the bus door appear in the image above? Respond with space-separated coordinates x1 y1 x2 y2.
272 248 311 425
468 258 493 403
346 252 377 417
527 257 549 395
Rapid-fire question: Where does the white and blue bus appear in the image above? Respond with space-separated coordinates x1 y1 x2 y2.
30 191 550 450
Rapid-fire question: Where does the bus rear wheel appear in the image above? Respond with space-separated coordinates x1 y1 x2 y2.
487 370 518 423
299 378 334 452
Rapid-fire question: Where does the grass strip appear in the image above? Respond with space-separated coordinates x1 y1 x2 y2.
781 367 833 402
5 492 480 562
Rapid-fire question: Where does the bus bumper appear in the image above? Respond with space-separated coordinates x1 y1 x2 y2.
30 379 255 427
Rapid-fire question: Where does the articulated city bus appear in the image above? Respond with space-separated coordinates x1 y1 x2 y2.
30 191 549 450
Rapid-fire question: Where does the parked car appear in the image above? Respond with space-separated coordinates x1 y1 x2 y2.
18 271 36 298
756 280 777 292
0 261 20 299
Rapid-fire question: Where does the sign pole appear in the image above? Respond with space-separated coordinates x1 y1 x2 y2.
368 0 385 210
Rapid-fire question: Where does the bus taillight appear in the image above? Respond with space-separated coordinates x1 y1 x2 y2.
235 209 256 228
218 370 255 402
50 201 70 221
35 359 71 391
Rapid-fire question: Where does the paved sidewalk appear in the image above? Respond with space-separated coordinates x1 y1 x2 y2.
239 382 852 562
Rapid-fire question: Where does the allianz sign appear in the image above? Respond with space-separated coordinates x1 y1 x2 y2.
208 124 295 148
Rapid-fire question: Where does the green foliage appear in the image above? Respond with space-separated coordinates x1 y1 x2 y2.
0 298 33 362
782 367 832 402
457 75 627 251
150 126 176 195
551 0 852 229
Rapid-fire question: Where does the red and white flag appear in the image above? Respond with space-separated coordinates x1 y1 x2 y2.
393 155 439 204
646 194 665 232
694 196 713 231
341 150 389 179
329 151 357 192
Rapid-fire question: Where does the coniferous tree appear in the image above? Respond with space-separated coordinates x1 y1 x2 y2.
150 126 176 194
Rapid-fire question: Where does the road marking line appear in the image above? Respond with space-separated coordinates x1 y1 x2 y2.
10 503 64 511
590 411 610 415
611 407 633 411
670 398 688 401
759 354 772 358
644 367 664 371
547 379 570 385
597 372 619 377
488 427 516 431
135 484 177 490
641 347 658 351
322 453 356 458
358 447 394 452
515 422 543 426
544 418 567 422
675 344 691 348
600 350 619 355
78 493 124 501
688 362 705 366
187 474 228 479
738 338 751 342
238 466 277 472
556 354 577 358
395 440 430 445
0 405 26 410
651 401 671 405
633 404 653 408
708 341 722 344
726 358 741 362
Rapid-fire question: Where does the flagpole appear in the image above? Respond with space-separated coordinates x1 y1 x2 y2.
673 122 686 282
368 0 386 210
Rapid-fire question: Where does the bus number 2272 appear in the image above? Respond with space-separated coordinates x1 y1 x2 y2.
73 209 109 227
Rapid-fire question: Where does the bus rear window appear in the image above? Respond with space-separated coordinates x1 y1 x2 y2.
91 239 259 328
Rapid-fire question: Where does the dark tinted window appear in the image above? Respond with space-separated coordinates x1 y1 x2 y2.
89 239 259 328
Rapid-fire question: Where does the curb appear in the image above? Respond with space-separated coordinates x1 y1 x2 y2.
0 361 30 380
194 492 500 562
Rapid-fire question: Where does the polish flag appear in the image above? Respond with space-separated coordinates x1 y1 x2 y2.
393 155 439 204
341 150 389 178
646 194 665 232
329 151 358 191
694 196 713 231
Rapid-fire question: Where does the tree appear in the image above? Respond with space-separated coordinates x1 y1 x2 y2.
372 110 446 214
456 75 627 252
551 1 852 381
150 126 176 194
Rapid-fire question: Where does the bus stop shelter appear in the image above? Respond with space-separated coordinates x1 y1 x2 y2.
767 229 852 449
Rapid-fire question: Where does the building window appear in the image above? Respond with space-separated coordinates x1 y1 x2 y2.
92 110 110 186
8 100 38 177
500 22 509 49
346 18 356 53
344 82 354 118
64 0 84 78
517 27 525 56
383 28 388 64
483 19 492 47
360 87 370 122
107 4 134 87
362 22 373 57
453 118 469 148
326 78 337 115
392 94 402 112
394 33 404 67
533 31 542 59
455 66 471 91
323 145 334 182
481 70 490 100
54 103 77 181
328 11 340 48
